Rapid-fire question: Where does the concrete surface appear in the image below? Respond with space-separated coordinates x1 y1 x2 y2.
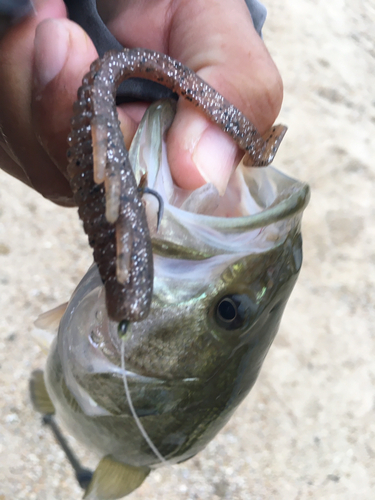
0 0 374 498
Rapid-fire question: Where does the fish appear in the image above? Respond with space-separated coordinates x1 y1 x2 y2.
30 96 309 499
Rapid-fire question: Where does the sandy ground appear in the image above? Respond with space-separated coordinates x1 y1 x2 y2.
0 0 374 498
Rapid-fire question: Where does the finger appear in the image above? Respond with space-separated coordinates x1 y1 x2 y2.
0 0 73 205
167 0 283 193
32 17 98 175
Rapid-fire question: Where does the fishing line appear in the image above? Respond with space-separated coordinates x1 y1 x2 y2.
120 336 168 465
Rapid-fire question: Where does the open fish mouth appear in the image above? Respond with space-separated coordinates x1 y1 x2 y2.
130 99 310 259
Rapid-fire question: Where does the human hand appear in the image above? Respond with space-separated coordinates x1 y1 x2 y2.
0 0 282 205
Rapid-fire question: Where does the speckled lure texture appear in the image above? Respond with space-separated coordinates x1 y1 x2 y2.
67 48 286 323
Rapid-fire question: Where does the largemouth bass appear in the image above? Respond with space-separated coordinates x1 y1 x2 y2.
31 98 309 499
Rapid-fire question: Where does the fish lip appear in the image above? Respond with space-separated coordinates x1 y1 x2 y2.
165 181 310 232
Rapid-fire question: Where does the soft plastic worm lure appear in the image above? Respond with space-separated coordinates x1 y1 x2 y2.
67 48 286 323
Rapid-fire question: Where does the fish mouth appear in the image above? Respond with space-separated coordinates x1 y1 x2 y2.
130 99 310 258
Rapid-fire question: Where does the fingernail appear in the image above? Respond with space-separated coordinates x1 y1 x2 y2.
34 19 69 88
192 123 239 195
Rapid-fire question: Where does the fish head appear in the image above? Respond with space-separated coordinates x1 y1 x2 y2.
122 230 303 387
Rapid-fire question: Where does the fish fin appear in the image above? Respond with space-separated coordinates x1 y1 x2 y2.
34 302 68 331
61 378 83 414
29 370 55 415
31 328 56 354
83 455 150 500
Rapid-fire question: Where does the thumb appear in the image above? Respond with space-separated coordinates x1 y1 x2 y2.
31 17 98 180
166 0 283 193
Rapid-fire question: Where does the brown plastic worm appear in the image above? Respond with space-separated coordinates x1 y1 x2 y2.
66 48 286 323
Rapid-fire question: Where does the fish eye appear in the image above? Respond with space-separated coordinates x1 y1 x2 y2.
214 294 255 331
217 297 238 322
